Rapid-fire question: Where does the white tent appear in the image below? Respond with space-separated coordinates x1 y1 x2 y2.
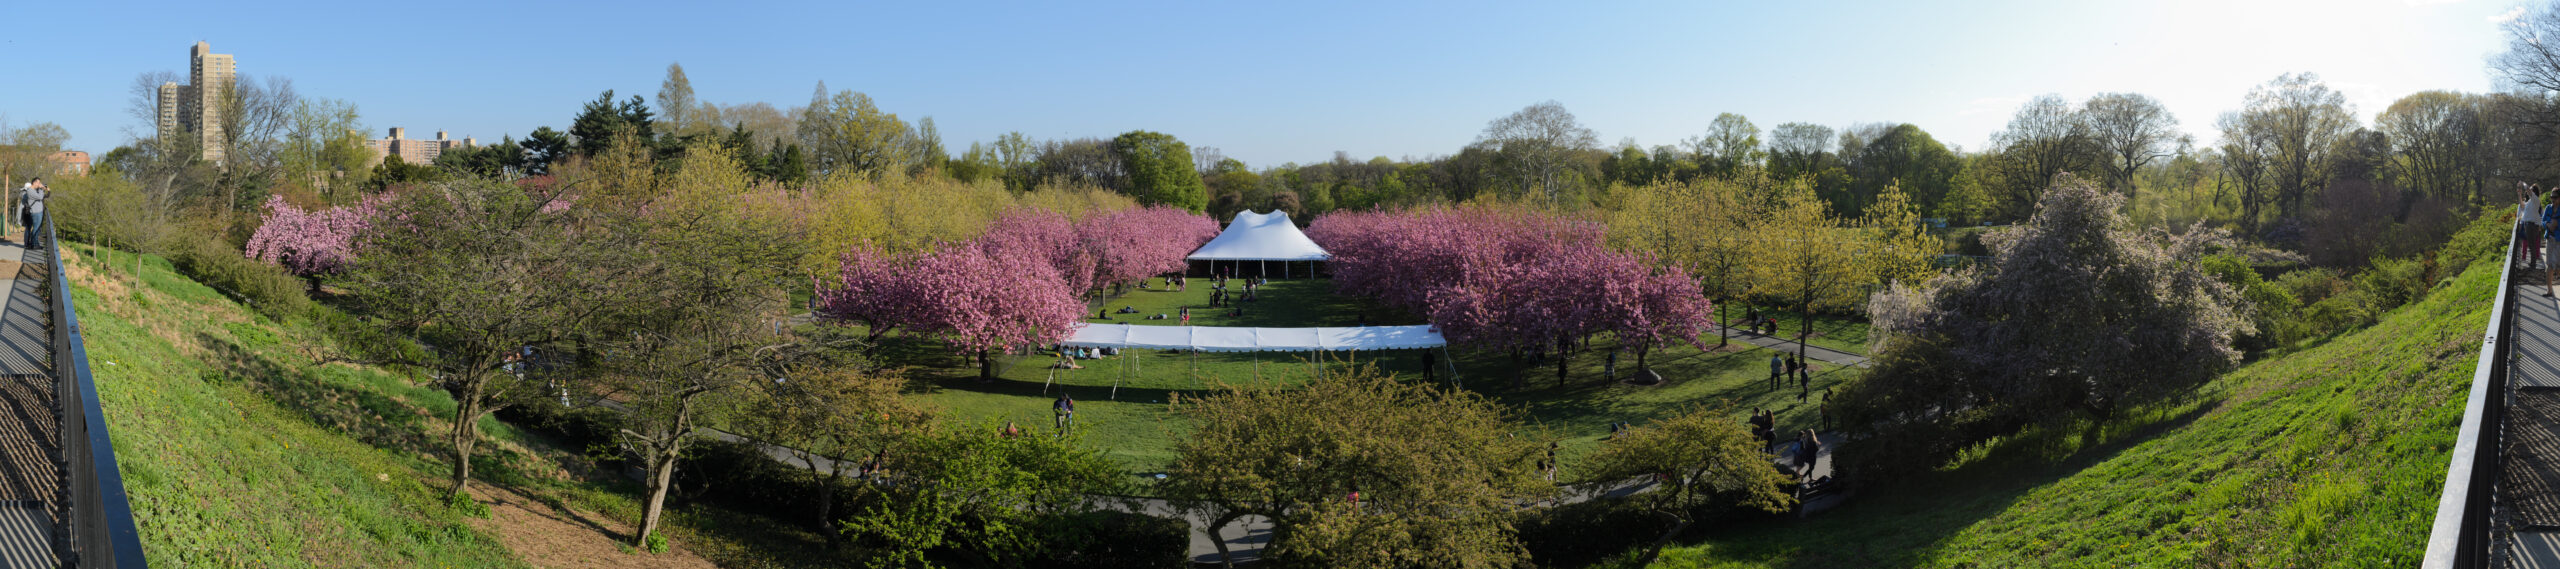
1060 323 1444 352
1052 323 1460 398
1187 210 1330 261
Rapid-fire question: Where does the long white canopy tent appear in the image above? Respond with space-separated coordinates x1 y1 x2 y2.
1186 210 1331 278
1053 323 1461 398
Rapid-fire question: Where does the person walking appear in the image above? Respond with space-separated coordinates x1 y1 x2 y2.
16 178 44 250
1053 393 1076 433
1820 390 1834 430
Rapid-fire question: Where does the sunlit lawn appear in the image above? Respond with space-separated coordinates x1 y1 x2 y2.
891 276 1866 480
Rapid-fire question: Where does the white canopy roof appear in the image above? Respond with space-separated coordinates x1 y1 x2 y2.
1185 210 1332 261
1061 323 1444 352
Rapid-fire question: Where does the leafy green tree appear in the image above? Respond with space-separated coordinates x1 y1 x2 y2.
1165 370 1551 568
569 90 656 158
799 89 917 177
1110 130 1208 212
1575 406 1793 565
737 360 933 546
847 424 1125 569
1747 181 1870 362
586 143 805 548
523 127 571 175
338 178 606 500
365 155 442 192
1689 112 1763 179
1847 124 1961 217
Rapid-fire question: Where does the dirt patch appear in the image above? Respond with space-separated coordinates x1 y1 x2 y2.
466 484 718 569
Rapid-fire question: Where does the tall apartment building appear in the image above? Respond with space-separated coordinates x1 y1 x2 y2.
364 128 475 167
153 41 235 164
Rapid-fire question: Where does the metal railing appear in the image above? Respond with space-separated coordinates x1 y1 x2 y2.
41 214 148 568
2423 222 2520 569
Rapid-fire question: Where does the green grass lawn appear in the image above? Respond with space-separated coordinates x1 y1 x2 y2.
67 244 527 567
890 277 1864 479
1643 242 2496 568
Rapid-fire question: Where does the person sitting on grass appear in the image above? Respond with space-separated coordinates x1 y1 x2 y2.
1118 306 1139 314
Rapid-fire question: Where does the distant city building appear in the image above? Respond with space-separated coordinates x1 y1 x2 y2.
44 151 89 177
154 41 236 164
363 127 475 168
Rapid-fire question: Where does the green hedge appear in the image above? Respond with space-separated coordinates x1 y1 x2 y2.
164 235 310 320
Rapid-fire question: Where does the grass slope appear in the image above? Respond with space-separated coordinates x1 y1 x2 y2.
1651 247 2495 567
68 244 526 567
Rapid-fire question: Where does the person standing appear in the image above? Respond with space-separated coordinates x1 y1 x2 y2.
1053 394 1076 433
2523 182 2551 273
1768 353 1784 391
1604 349 1619 382
16 178 44 250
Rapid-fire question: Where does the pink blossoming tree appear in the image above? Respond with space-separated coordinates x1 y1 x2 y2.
245 194 386 291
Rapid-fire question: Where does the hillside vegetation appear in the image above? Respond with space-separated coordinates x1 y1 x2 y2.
66 244 527 566
1651 229 2498 567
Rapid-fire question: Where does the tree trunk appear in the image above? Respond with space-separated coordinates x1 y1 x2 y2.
1556 339 1571 388
816 461 842 548
638 443 678 548
447 383 483 500
1637 344 1649 372
1207 510 1246 569
978 350 995 381
1799 301 1812 364
1636 513 1693 567
1714 294 1728 348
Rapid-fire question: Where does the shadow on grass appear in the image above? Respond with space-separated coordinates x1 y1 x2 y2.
193 331 443 459
1674 400 2217 568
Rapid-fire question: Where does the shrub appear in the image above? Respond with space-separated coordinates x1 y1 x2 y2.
2354 256 2429 312
1517 499 1676 569
165 235 311 319
1039 510 1189 569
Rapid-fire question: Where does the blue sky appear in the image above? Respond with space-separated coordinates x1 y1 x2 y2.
0 0 2518 167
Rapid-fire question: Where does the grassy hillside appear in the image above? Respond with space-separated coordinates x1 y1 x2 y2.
66 244 527 566
1648 241 2494 567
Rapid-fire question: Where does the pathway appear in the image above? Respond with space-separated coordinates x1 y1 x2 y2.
2503 256 2560 567
0 239 58 568
1708 325 1870 368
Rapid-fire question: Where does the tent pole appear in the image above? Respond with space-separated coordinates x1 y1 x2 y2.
1443 347 1461 388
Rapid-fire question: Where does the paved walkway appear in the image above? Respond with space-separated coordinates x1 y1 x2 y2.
1706 325 1871 367
0 239 58 568
2503 256 2560 567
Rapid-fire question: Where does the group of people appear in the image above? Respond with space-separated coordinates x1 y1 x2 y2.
1745 408 1825 482
1767 353 1813 394
1053 345 1117 369
2520 182 2558 298
1739 307 1782 336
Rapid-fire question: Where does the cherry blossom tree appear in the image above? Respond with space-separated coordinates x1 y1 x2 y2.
1313 206 1707 386
1078 205 1217 289
815 242 1084 379
244 194 384 290
979 208 1098 296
